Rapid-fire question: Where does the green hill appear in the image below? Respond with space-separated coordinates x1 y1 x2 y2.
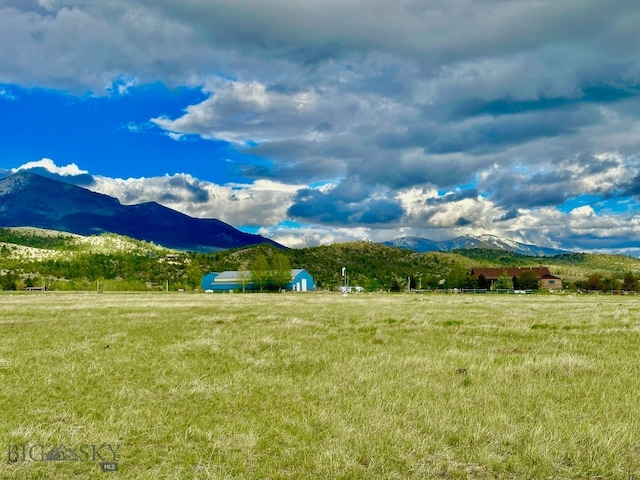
1 228 639 292
198 243 640 292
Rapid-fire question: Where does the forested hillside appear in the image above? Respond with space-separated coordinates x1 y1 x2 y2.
1 228 640 291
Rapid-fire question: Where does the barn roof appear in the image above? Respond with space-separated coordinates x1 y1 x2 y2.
214 271 245 281
212 269 307 282
540 273 562 279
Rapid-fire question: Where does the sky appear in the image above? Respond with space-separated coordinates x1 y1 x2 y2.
1 0 640 254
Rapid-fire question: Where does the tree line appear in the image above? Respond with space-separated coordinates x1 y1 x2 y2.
246 253 292 291
1 236 640 292
577 272 639 292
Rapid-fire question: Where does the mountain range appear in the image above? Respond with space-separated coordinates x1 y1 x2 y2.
0 171 576 256
0 171 281 251
383 235 569 256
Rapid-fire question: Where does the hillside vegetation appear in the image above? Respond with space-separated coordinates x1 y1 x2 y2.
1 227 639 291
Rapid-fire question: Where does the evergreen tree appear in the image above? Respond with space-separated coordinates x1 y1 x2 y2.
623 272 639 292
0 271 17 290
515 270 539 290
389 278 402 292
586 274 604 291
602 275 620 292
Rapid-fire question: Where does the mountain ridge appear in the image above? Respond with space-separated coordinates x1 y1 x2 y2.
384 234 569 256
0 171 282 251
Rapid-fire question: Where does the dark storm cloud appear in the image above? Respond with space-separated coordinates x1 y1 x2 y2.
496 209 520 222
435 79 640 123
239 140 347 183
346 152 492 191
483 169 570 209
238 158 344 184
288 184 404 225
477 150 640 211
430 109 592 155
425 189 479 206
620 173 640 197
167 175 210 203
374 103 599 159
550 232 640 251
134 0 640 73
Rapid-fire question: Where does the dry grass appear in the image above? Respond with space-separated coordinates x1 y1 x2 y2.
1 292 639 479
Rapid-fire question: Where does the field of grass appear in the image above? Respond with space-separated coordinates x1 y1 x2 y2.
1 291 640 479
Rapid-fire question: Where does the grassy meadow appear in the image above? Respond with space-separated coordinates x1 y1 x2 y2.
1 291 640 479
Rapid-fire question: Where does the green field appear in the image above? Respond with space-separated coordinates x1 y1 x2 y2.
1 292 640 479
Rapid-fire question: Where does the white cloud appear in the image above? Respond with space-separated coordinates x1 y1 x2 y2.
0 88 18 100
14 158 88 176
8 158 640 251
166 132 185 141
259 224 373 249
37 0 56 11
104 167 637 251
152 77 414 146
89 173 302 228
569 205 596 218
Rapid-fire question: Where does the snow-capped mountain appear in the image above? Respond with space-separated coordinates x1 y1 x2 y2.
384 234 568 256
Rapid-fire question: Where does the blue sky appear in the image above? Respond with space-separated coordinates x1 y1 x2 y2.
1 1 640 254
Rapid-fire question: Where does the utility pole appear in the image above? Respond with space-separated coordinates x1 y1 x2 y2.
342 267 348 295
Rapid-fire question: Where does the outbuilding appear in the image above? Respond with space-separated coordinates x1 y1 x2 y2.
201 269 315 292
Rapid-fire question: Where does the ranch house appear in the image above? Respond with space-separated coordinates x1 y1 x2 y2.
201 269 315 292
470 266 563 290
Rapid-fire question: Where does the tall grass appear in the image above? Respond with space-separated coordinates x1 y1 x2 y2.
1 292 639 479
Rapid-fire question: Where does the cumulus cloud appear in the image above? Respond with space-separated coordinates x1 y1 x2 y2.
12 158 94 185
89 174 301 228
153 80 327 144
479 153 637 210
9 158 299 228
258 224 373 249
14 158 87 176
8 158 640 251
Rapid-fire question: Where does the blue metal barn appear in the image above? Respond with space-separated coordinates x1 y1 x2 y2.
201 269 315 292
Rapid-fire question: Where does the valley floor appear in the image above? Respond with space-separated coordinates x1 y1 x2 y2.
1 292 639 479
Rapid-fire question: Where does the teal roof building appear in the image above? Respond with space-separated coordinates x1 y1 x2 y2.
202 269 315 292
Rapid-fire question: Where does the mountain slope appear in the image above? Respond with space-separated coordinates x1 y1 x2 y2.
384 234 568 256
0 171 281 251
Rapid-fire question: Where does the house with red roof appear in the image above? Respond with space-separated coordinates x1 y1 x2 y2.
470 267 562 290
